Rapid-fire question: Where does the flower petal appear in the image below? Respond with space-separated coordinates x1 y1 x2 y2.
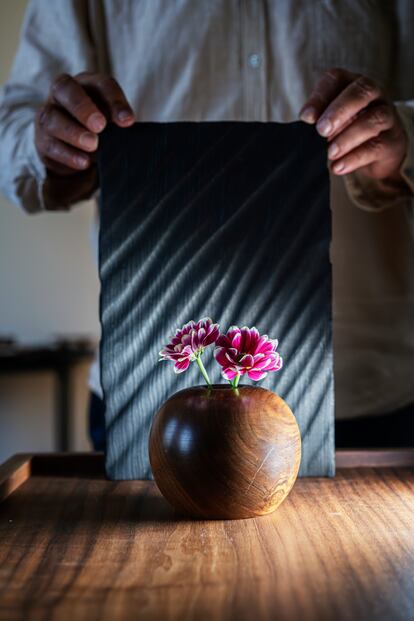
222 367 239 380
226 326 241 342
239 353 254 368
249 327 261 347
204 324 220 346
182 320 195 332
214 346 229 367
253 356 273 370
247 369 268 381
216 333 231 347
225 350 238 364
174 358 190 373
181 334 192 346
180 344 193 356
269 354 283 371
255 337 271 354
240 326 251 353
231 332 241 349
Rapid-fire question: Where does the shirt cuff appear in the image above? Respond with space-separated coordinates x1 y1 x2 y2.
343 103 414 213
23 120 49 211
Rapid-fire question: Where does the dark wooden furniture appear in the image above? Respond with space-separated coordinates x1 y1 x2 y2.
0 340 95 451
1 451 413 621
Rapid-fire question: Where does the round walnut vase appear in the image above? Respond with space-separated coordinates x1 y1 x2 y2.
149 384 301 519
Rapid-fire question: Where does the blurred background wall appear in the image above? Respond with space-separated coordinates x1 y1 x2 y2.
0 0 100 461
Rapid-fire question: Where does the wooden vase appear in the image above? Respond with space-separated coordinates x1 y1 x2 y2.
149 384 301 519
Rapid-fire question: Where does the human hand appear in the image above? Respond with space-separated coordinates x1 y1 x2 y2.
35 72 135 176
299 68 407 182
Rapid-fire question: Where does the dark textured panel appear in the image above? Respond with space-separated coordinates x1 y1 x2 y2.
98 122 334 479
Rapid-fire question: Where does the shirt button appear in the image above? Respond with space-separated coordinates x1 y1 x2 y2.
248 53 262 69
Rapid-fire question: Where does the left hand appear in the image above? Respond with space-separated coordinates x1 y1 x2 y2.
299 68 407 182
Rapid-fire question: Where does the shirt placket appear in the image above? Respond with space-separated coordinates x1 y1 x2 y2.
239 0 267 121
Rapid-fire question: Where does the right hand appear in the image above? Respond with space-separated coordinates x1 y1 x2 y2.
35 72 135 178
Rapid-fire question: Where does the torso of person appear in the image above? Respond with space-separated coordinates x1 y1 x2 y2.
84 0 414 419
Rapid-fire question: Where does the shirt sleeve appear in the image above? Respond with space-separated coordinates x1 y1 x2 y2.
343 100 414 213
0 0 97 213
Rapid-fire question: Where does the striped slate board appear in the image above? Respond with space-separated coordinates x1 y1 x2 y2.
98 122 334 479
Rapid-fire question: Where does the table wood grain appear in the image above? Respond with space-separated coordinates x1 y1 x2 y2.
0 453 413 621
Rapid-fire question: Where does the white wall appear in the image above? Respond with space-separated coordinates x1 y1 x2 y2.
0 0 100 461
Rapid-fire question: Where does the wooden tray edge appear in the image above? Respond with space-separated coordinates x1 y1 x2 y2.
0 454 33 503
30 452 106 477
336 448 414 468
0 452 106 503
1 449 413 504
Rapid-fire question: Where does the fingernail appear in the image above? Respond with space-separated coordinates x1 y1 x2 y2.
317 117 333 137
328 142 339 158
75 155 89 168
117 109 133 122
300 106 317 124
88 113 106 132
333 161 345 173
79 132 98 150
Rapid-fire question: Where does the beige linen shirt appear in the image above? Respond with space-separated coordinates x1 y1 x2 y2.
1 0 414 419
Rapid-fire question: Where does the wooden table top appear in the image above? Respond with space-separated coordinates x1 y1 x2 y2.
0 452 413 621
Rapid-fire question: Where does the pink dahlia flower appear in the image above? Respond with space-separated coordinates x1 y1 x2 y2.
214 325 283 383
158 317 219 375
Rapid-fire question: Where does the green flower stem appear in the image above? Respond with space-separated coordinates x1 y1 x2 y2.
229 372 240 389
195 354 212 387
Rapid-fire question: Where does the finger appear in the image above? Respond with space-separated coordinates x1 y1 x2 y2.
39 135 92 171
43 166 98 206
316 75 383 138
330 133 390 175
327 103 395 162
50 73 107 133
42 150 97 174
76 72 135 126
299 68 355 124
41 157 80 176
37 104 99 152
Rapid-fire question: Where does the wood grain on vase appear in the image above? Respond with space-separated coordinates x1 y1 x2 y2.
149 384 301 519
